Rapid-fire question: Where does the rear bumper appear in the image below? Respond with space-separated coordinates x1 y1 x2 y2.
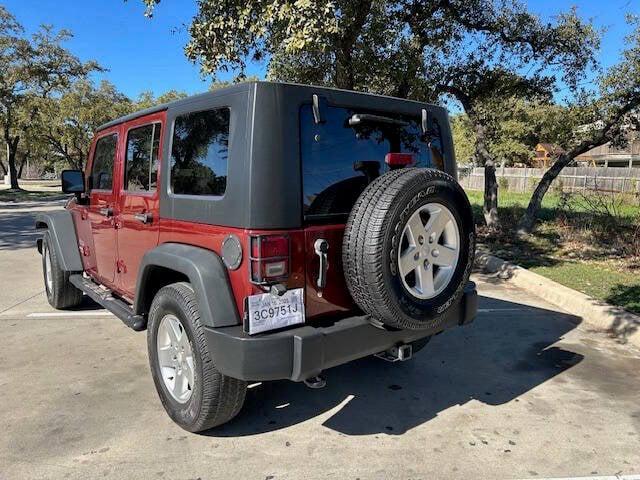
204 282 478 382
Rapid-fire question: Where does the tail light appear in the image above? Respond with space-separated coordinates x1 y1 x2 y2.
385 152 414 166
249 234 290 284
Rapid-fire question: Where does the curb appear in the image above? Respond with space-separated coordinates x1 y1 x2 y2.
476 251 640 348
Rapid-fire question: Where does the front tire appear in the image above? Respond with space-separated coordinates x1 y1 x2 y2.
42 231 83 309
147 282 247 432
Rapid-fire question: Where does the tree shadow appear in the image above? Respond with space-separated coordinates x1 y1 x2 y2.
205 296 583 437
0 211 45 251
605 284 640 342
0 202 65 251
606 284 640 316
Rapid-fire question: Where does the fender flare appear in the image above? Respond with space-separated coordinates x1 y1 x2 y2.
135 243 240 328
35 211 83 272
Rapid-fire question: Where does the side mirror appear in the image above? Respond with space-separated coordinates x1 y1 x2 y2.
61 169 85 194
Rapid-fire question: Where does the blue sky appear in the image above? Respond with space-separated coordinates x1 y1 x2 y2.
2 0 639 99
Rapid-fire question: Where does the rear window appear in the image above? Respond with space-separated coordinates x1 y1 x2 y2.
300 104 444 219
170 108 230 196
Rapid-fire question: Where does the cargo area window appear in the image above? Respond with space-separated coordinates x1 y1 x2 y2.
170 108 230 196
90 134 117 191
300 104 443 220
124 123 161 192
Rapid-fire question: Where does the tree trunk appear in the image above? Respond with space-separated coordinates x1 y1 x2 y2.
6 136 20 190
518 153 572 233
0 160 6 176
17 151 29 178
483 160 499 226
472 120 499 226
334 50 355 90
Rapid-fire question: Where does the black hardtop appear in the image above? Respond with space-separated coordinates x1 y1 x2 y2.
97 81 445 132
96 80 455 230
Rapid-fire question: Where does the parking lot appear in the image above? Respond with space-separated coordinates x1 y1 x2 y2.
1 200 639 480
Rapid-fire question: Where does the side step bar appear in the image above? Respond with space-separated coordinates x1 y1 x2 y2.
69 274 146 331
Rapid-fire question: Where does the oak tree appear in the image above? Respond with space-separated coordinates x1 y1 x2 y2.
0 6 100 188
139 0 598 227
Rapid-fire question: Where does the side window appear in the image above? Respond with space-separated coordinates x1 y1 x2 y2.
124 123 161 192
170 108 230 196
90 134 117 190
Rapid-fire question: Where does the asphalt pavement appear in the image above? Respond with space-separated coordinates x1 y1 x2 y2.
1 199 639 480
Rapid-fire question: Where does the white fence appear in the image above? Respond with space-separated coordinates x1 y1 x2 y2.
459 166 640 194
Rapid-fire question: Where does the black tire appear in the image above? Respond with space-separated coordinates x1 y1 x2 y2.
343 168 475 330
42 231 83 309
147 282 247 432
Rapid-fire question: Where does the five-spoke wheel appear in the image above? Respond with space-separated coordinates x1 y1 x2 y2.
156 314 195 403
397 202 460 300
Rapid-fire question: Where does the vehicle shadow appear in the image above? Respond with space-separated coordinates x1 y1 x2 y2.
207 296 583 437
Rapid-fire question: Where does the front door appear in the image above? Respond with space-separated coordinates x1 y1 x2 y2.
115 114 164 300
86 130 120 288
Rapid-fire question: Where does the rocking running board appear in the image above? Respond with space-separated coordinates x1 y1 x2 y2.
69 274 146 331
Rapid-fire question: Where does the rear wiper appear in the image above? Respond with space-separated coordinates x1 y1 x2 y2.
348 113 409 127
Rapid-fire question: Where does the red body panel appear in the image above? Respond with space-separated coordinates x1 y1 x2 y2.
115 112 165 299
69 112 357 327
84 125 121 289
303 224 356 319
156 221 307 321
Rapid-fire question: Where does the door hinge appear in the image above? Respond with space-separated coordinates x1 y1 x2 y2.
116 259 127 274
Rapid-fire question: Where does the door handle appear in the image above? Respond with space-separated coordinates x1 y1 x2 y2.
134 212 153 224
314 238 329 291
99 207 113 217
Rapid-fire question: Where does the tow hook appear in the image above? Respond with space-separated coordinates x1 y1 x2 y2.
303 374 327 389
375 344 413 362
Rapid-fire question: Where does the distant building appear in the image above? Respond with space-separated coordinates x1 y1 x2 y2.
575 135 640 168
533 143 566 168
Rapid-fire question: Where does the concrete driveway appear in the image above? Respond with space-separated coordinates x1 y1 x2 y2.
1 200 639 480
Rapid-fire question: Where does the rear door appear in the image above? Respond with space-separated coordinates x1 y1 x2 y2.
115 113 164 300
86 129 120 288
299 102 441 319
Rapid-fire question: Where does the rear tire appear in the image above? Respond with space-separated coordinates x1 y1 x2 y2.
42 231 83 309
147 282 247 432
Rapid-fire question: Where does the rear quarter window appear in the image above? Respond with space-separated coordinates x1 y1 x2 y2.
170 108 230 196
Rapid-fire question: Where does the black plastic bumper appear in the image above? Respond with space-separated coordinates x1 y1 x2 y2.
204 282 477 382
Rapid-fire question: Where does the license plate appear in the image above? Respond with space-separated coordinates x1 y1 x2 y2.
246 288 305 335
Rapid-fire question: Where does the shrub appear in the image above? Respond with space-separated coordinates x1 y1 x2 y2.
552 178 565 195
498 176 509 192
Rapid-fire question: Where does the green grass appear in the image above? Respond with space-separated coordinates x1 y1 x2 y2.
465 190 640 219
0 188 68 202
466 189 640 315
531 261 640 315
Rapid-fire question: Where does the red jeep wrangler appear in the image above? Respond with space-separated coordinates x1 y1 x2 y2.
36 82 477 432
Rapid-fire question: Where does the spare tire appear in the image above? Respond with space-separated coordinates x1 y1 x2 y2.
342 168 475 330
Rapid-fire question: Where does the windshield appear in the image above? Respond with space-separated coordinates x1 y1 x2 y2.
300 104 444 220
